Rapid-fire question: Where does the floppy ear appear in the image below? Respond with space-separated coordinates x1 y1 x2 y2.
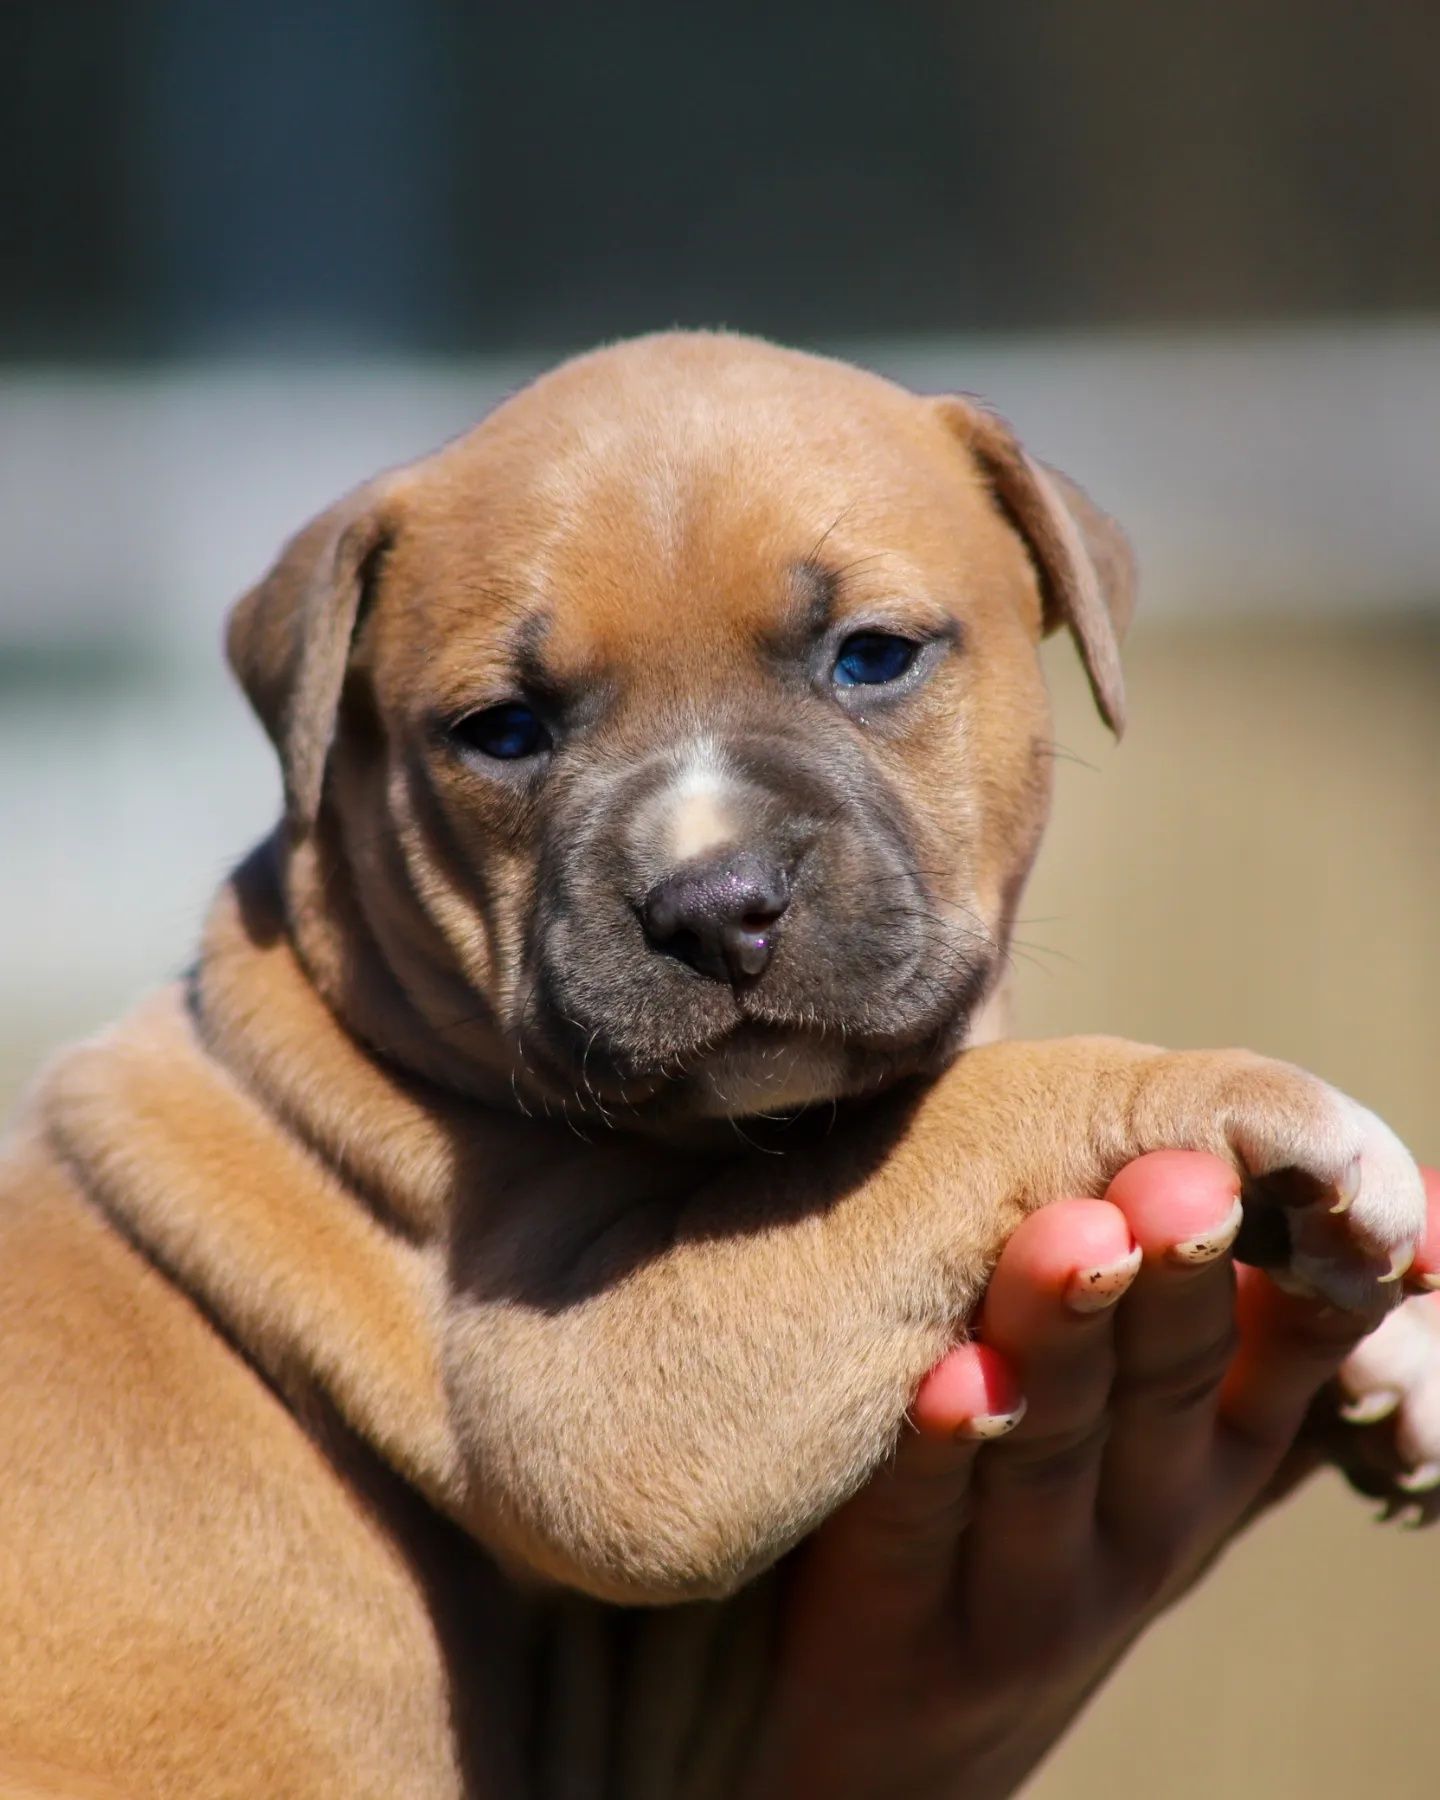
938 399 1136 735
226 481 399 831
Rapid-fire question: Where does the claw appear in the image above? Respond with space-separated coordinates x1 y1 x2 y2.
1331 1154 1363 1215
1380 1243 1416 1285
1339 1389 1402 1426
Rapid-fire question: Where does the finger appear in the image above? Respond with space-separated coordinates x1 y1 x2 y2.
1097 1152 1244 1536
1214 1263 1377 1487
799 1343 1023 1633
1383 1293 1440 1495
912 1338 1028 1440
1265 1170 1439 1515
964 1199 1139 1614
1405 1165 1440 1292
1217 1172 1436 1465
795 1202 1132 1637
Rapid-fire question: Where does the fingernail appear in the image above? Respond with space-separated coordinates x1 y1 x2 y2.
1331 1154 1363 1215
1168 1195 1245 1267
958 1399 1028 1441
1396 1462 1440 1495
1380 1244 1416 1285
1339 1389 1401 1425
1066 1244 1143 1313
1419 1272 1440 1292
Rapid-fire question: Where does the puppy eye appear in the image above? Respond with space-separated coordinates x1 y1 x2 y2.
451 703 552 761
832 631 919 688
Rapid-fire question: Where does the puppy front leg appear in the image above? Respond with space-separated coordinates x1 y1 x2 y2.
444 1036 1425 1604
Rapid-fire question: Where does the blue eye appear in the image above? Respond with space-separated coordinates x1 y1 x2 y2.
452 703 551 761
832 632 920 688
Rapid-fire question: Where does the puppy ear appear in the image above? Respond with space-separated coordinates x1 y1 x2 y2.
226 481 398 831
939 399 1136 735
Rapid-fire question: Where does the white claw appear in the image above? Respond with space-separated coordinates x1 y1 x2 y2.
1339 1389 1402 1427
1396 1462 1440 1495
1381 1243 1416 1285
1332 1153 1363 1215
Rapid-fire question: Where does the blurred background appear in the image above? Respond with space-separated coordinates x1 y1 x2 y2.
1 2 1436 1793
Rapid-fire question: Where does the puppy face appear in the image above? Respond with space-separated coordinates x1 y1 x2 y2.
229 333 1132 1124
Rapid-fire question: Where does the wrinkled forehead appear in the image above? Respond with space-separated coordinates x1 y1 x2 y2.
379 360 1014 704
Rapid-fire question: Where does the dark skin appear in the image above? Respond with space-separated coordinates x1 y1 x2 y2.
744 1152 1440 1799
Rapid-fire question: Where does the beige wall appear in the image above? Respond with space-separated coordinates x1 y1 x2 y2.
1023 620 1439 1799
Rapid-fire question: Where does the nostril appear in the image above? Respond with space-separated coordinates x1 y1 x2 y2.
661 926 705 968
739 864 791 925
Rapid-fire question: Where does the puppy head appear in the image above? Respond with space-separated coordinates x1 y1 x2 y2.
228 332 1133 1124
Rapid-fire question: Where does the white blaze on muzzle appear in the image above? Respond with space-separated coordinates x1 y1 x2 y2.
655 740 741 865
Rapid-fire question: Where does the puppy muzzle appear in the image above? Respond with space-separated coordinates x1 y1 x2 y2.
515 728 990 1118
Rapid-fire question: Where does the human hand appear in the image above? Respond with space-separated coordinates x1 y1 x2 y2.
744 1154 1440 1799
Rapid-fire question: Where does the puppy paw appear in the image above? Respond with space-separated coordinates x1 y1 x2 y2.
1139 1054 1426 1312
1325 1293 1440 1518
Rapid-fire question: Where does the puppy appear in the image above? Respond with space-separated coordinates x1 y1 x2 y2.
0 331 1432 1798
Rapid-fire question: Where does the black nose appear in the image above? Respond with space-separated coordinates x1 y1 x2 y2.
642 850 792 985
